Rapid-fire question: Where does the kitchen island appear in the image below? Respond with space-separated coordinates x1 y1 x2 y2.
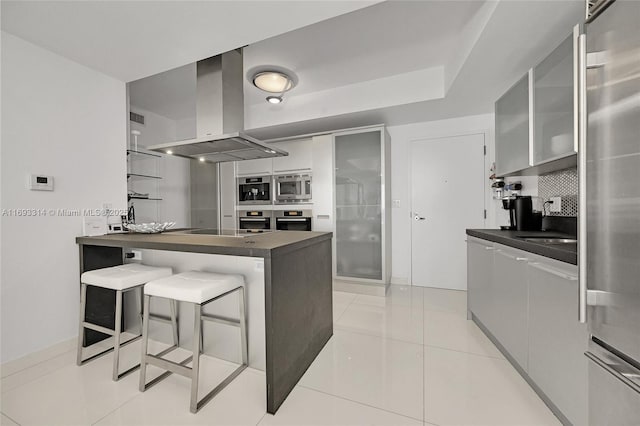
76 230 333 414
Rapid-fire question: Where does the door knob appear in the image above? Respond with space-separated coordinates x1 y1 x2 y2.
414 214 426 221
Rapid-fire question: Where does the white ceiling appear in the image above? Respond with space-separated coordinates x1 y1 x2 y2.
243 0 485 98
0 0 381 82
2 0 585 136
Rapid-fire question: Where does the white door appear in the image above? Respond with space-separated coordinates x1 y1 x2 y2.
410 133 486 290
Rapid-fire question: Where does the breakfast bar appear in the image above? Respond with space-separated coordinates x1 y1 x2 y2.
76 230 333 414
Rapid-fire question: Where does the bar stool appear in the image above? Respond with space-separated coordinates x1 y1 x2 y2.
139 271 248 413
77 263 175 381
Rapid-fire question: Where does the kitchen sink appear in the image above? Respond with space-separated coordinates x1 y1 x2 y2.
521 237 577 244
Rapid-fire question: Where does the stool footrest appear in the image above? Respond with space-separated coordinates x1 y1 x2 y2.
82 322 115 336
77 334 141 366
146 354 192 378
148 313 173 325
141 353 193 391
201 313 241 327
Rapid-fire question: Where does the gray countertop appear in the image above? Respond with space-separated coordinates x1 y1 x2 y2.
76 230 333 258
466 229 577 265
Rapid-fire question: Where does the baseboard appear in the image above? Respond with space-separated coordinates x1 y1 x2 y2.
1 338 76 378
333 280 388 296
390 276 409 285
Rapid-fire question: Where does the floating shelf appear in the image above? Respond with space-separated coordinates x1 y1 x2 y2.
127 173 162 180
127 149 161 158
128 195 163 201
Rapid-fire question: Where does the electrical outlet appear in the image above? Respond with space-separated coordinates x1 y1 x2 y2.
131 250 142 260
550 197 562 213
392 199 401 208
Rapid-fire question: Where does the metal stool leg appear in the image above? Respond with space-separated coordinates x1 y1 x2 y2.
238 287 248 365
112 290 123 381
139 294 151 392
190 303 202 413
76 283 87 366
170 299 179 346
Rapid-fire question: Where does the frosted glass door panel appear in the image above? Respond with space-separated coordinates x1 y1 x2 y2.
495 73 531 176
335 131 382 280
534 35 575 164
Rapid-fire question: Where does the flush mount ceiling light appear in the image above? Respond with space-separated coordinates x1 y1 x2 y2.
253 71 293 93
250 68 297 104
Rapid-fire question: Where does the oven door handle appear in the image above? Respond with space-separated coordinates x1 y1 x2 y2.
277 218 309 222
239 218 269 222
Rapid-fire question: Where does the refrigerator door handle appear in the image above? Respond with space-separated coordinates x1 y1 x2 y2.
576 24 588 324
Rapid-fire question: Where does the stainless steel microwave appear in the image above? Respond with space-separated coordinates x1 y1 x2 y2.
275 174 312 203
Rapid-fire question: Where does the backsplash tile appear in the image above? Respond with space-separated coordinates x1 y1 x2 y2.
538 168 578 217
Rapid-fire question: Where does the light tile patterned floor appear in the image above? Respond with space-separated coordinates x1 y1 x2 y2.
0 286 560 426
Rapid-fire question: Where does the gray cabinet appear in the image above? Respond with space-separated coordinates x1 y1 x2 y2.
495 72 532 176
466 237 494 326
492 245 530 370
533 34 576 165
333 126 391 285
528 256 587 426
467 238 588 425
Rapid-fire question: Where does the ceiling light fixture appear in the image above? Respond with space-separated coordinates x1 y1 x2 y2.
253 71 293 93
251 69 296 104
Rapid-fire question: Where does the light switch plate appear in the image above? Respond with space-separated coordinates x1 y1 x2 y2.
392 199 401 208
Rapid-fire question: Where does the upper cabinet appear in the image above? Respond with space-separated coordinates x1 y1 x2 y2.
235 138 313 177
495 72 532 176
495 28 579 176
272 139 313 173
533 34 576 165
235 157 273 177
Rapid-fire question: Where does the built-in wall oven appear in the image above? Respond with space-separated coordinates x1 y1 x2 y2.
275 210 312 231
237 210 272 231
237 175 272 205
275 174 312 204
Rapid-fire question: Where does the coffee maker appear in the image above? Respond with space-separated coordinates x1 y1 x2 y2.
502 195 540 231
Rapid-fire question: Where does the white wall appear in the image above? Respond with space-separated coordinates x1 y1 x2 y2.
1 32 127 363
387 114 495 284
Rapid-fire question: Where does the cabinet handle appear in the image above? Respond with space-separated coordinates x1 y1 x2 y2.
529 262 578 281
274 168 312 173
516 257 529 262
238 171 271 177
485 246 494 250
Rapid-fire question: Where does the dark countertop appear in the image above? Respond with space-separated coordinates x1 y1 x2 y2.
76 230 332 258
466 229 577 265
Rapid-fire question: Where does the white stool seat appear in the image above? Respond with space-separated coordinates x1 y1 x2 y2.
81 264 172 291
145 271 244 304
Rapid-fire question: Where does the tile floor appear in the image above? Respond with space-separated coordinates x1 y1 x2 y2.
0 286 560 426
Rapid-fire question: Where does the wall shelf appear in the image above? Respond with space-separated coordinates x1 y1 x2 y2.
126 149 161 158
127 173 162 181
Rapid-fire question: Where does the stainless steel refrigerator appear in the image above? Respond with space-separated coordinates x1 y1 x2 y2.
578 0 640 424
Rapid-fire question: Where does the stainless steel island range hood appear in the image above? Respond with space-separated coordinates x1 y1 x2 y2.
148 51 288 163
